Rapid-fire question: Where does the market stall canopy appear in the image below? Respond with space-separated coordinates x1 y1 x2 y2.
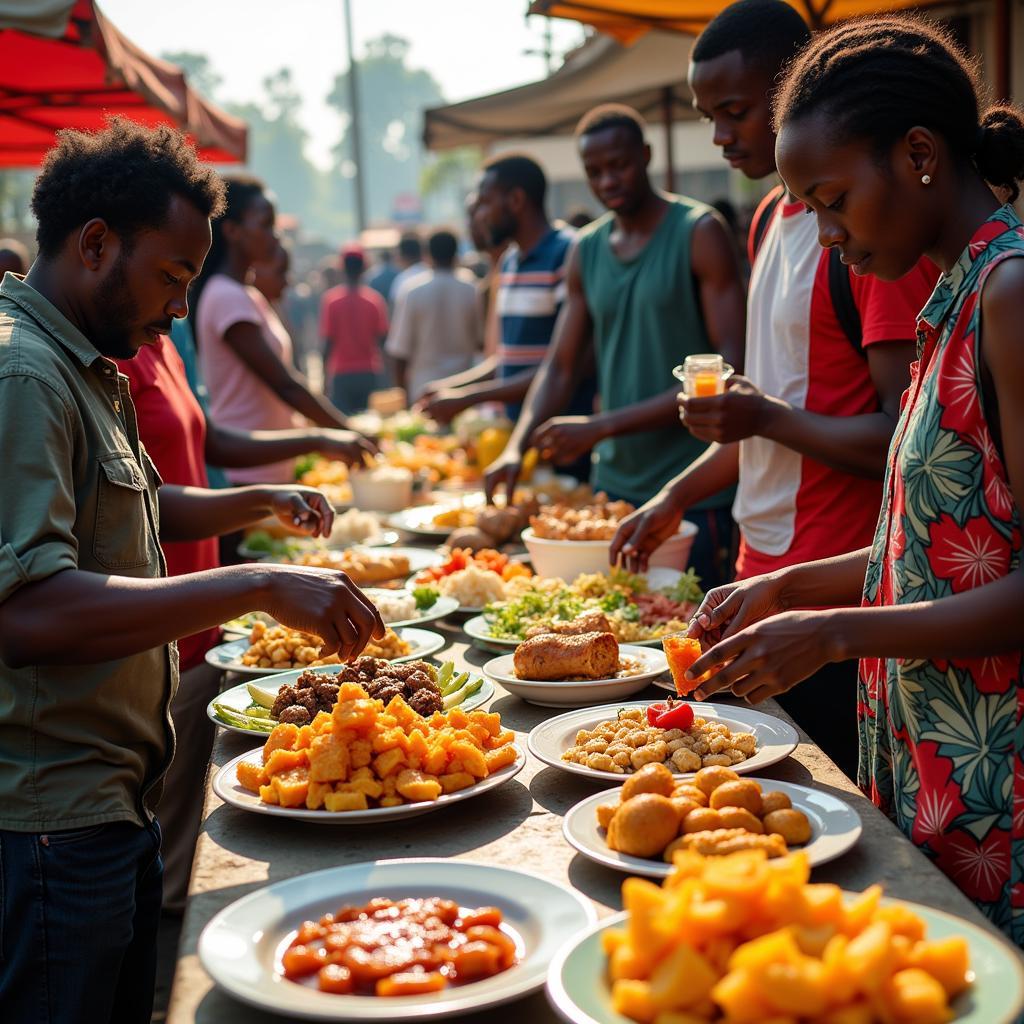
527 0 927 43
423 30 695 151
0 0 247 167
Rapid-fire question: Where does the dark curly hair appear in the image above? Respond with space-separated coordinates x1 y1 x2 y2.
31 116 225 258
773 14 1024 202
692 0 810 77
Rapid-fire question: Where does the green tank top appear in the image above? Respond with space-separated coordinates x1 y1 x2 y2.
577 195 730 508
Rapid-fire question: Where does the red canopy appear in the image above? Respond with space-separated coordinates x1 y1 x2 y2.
0 0 247 167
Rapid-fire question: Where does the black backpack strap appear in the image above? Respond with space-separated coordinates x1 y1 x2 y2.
827 246 866 358
749 185 785 263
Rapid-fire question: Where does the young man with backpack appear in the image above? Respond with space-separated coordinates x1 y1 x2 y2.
610 0 935 777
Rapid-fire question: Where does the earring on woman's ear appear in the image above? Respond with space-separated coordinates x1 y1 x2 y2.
921 174 932 185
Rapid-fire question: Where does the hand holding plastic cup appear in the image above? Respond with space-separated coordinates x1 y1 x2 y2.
672 354 735 397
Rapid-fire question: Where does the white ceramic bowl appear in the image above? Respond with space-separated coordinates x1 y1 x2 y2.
348 467 414 512
521 521 698 581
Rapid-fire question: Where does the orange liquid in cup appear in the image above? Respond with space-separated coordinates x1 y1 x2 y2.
692 372 723 397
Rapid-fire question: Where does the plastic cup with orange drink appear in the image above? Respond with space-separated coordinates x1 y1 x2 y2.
672 354 734 398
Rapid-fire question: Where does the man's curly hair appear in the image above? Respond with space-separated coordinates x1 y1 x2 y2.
31 116 226 258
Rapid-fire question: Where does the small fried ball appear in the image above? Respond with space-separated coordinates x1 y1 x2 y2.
672 784 709 807
681 807 725 834
607 794 680 858
670 796 702 822
596 804 618 831
694 765 740 796
716 807 764 833
709 779 763 816
761 791 793 815
621 761 675 801
763 808 812 845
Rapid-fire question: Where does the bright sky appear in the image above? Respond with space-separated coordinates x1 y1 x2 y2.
99 0 584 169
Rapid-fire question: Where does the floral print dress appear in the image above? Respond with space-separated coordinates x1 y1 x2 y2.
859 206 1024 943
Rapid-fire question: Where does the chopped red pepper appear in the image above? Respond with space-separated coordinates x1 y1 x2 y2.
646 699 694 731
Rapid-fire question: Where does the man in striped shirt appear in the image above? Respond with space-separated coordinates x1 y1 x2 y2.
419 155 594 448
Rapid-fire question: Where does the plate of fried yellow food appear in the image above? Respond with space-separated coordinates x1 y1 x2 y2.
482 627 669 707
208 660 493 736
563 764 861 877
213 679 524 823
198 858 596 1021
547 847 1024 1024
529 701 798 783
205 623 446 677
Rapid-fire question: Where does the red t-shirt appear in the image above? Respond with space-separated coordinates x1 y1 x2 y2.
734 191 938 580
118 339 220 671
320 284 387 376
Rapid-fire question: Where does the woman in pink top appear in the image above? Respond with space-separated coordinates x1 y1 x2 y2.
193 175 369 483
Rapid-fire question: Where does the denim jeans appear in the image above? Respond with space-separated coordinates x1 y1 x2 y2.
0 819 163 1024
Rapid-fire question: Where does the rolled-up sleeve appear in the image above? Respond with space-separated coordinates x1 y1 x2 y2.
0 373 78 603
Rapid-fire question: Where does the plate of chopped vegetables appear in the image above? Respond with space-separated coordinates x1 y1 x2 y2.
467 568 703 650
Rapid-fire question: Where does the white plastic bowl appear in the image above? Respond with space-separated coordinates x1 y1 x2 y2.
521 520 698 581
347 467 413 512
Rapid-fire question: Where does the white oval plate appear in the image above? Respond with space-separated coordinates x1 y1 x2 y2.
258 545 443 583
207 666 494 738
528 701 799 784
563 777 862 877
547 902 1024 1024
483 646 668 708
199 857 596 1021
204 627 447 678
361 590 461 628
387 503 483 539
238 531 400 562
214 743 525 824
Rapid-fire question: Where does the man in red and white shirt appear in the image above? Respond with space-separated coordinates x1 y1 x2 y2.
611 0 935 777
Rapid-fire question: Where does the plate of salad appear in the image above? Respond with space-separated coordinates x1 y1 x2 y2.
468 567 703 650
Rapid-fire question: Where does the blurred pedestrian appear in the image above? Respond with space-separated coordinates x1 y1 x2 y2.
365 247 399 307
192 176 367 485
0 237 29 276
386 229 482 402
564 207 594 229
390 230 427 305
320 244 389 414
420 154 595 485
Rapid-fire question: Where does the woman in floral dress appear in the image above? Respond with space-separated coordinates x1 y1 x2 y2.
683 15 1024 942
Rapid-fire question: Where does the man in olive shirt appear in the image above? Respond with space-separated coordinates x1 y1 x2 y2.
0 120 384 1024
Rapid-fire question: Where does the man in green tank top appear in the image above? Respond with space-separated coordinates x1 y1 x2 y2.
485 104 745 588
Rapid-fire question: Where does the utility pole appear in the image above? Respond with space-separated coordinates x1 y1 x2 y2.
524 15 555 75
343 0 367 233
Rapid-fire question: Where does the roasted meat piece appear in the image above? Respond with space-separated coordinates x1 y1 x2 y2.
525 611 613 639
513 630 619 681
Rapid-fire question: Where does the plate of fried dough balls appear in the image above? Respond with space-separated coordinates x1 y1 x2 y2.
562 762 862 878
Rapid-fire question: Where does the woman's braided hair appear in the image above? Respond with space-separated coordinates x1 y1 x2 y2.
773 14 1024 202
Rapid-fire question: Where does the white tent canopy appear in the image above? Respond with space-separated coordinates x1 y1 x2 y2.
423 30 696 153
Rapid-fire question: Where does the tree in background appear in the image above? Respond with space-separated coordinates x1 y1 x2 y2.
327 34 443 225
160 51 354 241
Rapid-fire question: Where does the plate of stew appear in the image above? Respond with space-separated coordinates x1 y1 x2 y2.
198 858 596 1019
